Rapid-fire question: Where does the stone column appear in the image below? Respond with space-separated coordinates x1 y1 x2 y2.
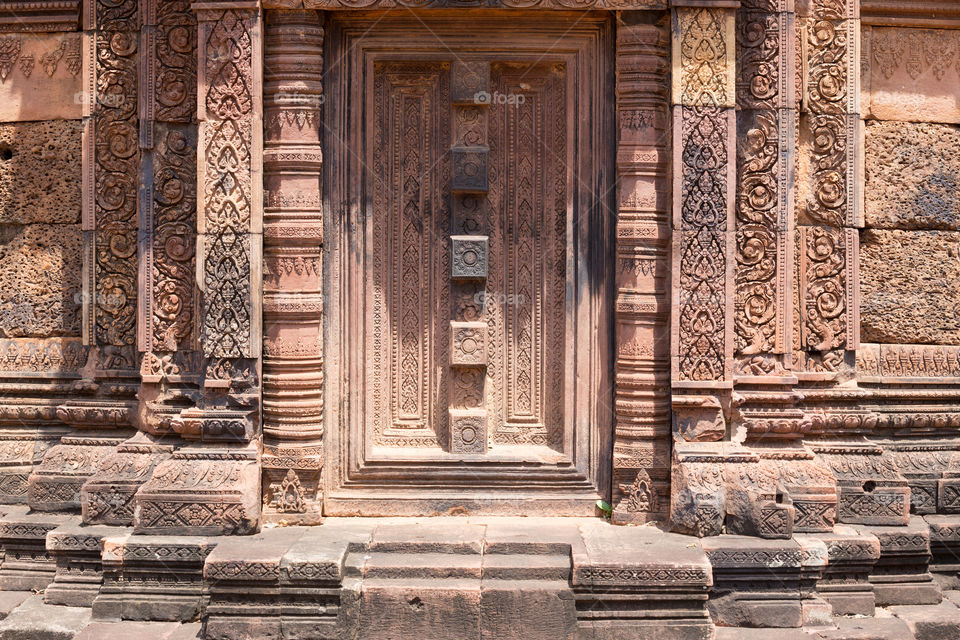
28 0 140 512
261 9 324 524
668 0 739 536
610 13 673 525
133 0 263 535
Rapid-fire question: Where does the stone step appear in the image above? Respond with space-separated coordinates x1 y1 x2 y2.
0 594 91 640
889 601 960 640
73 621 202 640
358 552 483 579
481 553 570 580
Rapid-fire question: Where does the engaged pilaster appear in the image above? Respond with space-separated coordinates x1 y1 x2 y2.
29 0 140 513
133 0 263 535
261 9 324 524
669 0 739 536
611 14 672 525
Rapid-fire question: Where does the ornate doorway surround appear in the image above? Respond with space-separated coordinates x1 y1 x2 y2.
324 12 616 515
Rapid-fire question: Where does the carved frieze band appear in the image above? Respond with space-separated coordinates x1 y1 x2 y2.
611 17 672 524
261 9 324 520
198 7 260 360
83 0 139 369
858 344 960 381
735 0 795 359
0 1 80 32
671 6 736 384
796 0 860 364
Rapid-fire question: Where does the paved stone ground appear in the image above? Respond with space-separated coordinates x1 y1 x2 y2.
0 594 201 640
0 593 956 638
713 593 960 640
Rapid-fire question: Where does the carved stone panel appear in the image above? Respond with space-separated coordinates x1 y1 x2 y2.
326 14 613 515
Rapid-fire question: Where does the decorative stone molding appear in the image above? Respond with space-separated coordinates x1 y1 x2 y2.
0 1 80 33
794 0 861 370
130 1 262 535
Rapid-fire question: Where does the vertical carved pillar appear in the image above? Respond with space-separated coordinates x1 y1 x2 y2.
133 2 262 535
29 0 140 512
726 0 838 538
611 14 672 525
81 0 199 525
795 0 859 371
668 0 738 536
261 9 324 524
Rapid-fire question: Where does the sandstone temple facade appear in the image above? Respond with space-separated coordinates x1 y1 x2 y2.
0 0 957 637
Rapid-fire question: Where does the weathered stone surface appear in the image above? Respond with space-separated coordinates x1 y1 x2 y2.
73 621 189 640
701 535 810 628
890 600 960 640
45 523 129 607
864 121 960 231
0 506 75 592
0 593 28 621
0 595 90 640
812 615 914 640
94 534 219 622
0 121 81 226
480 580 576 640
858 521 942 607
864 26 960 125
0 223 81 339
860 230 960 345
0 34 83 123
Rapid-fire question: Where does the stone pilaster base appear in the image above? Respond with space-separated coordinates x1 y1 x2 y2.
133 442 260 535
924 514 960 589
80 432 175 525
572 521 714 640
261 442 323 526
0 430 61 504
701 535 827 628
28 434 128 511
45 523 128 607
800 527 881 616
859 520 942 606
0 505 75 591
93 534 219 621
811 440 911 526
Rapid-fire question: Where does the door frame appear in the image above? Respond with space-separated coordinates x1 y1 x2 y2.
323 10 615 516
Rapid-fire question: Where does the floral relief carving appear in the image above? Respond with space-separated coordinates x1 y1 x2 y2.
152 126 197 351
156 0 197 122
678 8 731 107
735 2 788 357
677 105 729 381
201 10 255 359
93 0 138 351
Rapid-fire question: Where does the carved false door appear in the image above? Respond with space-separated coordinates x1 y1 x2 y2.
326 15 613 515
